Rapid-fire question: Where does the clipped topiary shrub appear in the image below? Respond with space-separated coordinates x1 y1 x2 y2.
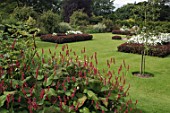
112 36 122 40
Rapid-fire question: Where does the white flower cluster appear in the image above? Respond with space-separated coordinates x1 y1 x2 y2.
120 25 130 31
128 33 170 45
52 32 57 36
66 30 83 35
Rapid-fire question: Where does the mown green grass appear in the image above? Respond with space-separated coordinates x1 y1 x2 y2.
36 33 170 113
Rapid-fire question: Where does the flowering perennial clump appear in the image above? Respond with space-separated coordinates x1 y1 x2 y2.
0 37 138 112
0 24 138 112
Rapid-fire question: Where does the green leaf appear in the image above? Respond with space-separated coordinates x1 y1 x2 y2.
37 98 45 106
81 107 90 113
0 108 9 113
77 95 87 108
101 86 109 92
37 74 44 80
43 75 53 86
45 88 57 97
100 97 108 107
86 90 98 101
0 95 6 107
108 93 117 100
65 91 71 96
4 91 16 95
18 110 28 113
22 76 32 83
99 105 108 111
44 106 60 113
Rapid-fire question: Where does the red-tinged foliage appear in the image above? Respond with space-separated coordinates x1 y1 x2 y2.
112 36 122 40
40 34 93 44
118 42 170 57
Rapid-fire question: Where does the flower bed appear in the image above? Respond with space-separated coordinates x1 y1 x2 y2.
117 42 170 57
40 34 93 44
112 36 122 40
118 33 170 57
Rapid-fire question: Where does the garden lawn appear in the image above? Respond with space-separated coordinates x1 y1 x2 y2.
36 33 170 113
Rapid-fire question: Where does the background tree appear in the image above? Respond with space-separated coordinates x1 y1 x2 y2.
114 3 135 20
70 10 89 26
159 0 170 21
14 0 62 13
62 0 92 22
91 0 115 18
114 0 170 22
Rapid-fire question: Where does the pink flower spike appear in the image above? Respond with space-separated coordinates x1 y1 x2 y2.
6 94 11 104
40 89 45 99
42 48 44 54
18 96 21 103
49 49 52 54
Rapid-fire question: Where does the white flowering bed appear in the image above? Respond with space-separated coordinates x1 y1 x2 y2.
66 30 83 35
128 33 170 45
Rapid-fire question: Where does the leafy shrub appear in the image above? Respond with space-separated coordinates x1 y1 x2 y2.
40 34 93 44
0 23 39 39
12 6 37 21
89 15 103 25
25 16 37 27
83 25 97 33
112 36 122 40
112 24 121 31
1 16 18 25
38 10 61 34
70 10 89 26
118 42 170 57
116 20 136 28
102 18 114 32
93 23 106 33
58 22 72 33
161 22 170 33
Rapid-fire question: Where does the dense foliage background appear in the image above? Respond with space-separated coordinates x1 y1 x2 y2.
0 0 170 34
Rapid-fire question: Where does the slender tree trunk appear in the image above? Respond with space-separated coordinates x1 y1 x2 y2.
140 50 144 75
143 50 146 75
